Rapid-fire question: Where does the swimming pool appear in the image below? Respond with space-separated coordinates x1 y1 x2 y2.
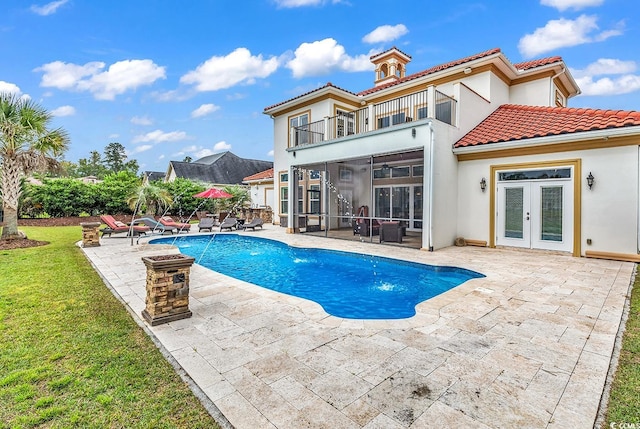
150 234 484 320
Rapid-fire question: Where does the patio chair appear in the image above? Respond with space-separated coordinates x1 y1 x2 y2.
100 215 151 237
380 221 403 243
198 217 217 232
353 219 381 236
134 217 176 234
219 217 237 231
158 216 191 233
240 217 264 231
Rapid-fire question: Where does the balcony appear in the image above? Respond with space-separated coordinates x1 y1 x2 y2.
291 88 457 147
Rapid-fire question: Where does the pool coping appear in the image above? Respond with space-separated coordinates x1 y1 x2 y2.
81 225 635 428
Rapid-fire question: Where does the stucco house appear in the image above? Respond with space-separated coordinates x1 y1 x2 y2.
243 167 274 209
263 47 640 262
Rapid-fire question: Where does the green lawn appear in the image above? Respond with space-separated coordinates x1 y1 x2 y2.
0 226 220 429
605 268 640 425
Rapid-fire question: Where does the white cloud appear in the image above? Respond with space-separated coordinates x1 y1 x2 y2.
191 103 220 118
30 0 68 16
149 88 191 102
180 48 278 92
51 105 75 116
214 141 231 151
0 81 22 95
575 75 640 96
267 149 274 157
286 38 373 78
108 133 119 139
194 148 215 158
36 59 166 100
130 144 153 154
571 58 636 78
132 130 189 143
131 115 153 125
540 0 603 11
362 24 408 44
571 58 640 96
518 15 623 58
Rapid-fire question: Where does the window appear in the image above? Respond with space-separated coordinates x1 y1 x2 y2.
308 185 320 214
377 112 406 129
309 170 321 180
555 90 565 107
374 167 391 179
280 172 288 182
412 165 424 177
290 113 309 146
297 186 304 213
280 187 288 214
336 110 354 137
392 166 410 178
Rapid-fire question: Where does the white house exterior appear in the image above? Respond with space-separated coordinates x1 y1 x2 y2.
243 168 275 210
263 47 640 262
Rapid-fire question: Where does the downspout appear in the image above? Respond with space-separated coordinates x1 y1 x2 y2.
428 125 435 251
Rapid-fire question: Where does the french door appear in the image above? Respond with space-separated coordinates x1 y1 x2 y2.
497 180 572 252
374 185 422 231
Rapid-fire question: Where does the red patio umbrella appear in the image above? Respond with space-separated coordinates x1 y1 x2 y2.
193 188 233 199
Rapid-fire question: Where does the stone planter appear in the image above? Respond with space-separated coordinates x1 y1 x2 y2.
141 254 195 326
80 221 101 247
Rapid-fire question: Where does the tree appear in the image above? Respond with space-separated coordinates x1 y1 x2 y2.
103 142 139 175
183 156 192 163
0 93 69 239
127 183 173 216
221 184 250 216
76 150 108 178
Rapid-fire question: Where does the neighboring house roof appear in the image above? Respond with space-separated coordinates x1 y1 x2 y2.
454 104 640 148
169 151 273 185
143 171 166 182
243 167 274 182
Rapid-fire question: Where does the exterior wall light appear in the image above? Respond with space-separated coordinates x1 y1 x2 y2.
480 177 487 192
412 128 416 138
587 172 594 189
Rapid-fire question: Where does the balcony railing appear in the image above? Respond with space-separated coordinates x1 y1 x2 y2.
291 89 457 147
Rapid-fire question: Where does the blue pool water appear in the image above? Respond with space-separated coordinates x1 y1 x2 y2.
150 234 484 320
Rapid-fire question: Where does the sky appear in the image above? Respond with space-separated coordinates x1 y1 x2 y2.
1 0 639 173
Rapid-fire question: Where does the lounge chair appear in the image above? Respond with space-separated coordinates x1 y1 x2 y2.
198 217 217 232
240 218 264 231
100 215 151 237
219 217 237 231
158 216 191 233
134 217 176 234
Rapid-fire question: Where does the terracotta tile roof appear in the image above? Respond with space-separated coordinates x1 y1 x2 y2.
369 46 412 60
513 56 562 70
454 104 640 148
263 82 357 112
357 48 502 96
243 167 274 182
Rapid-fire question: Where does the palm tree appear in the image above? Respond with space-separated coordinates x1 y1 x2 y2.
0 93 69 240
127 183 173 217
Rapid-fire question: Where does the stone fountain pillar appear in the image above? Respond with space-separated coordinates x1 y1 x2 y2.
80 222 101 247
141 254 195 326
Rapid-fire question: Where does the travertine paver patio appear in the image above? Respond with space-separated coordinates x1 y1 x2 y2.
81 225 635 429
